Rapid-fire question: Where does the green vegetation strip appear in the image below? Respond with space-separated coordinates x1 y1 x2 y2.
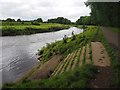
3 64 97 88
71 48 81 70
1 23 69 36
76 47 83 67
55 53 73 76
82 45 87 65
53 54 71 76
70 49 79 70
89 42 93 64
59 52 75 74
51 54 71 76
64 51 77 72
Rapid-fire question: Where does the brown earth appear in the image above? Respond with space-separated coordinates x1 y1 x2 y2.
101 27 120 60
89 42 113 88
28 55 62 80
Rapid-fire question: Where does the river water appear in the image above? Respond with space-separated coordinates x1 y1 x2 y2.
0 27 83 86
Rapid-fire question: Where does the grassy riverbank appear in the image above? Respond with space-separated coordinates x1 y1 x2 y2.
3 26 119 88
1 23 69 36
3 64 96 88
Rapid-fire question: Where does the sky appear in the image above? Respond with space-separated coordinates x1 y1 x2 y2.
0 0 91 22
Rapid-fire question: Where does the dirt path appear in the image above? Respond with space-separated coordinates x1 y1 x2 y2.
28 55 62 80
92 42 111 67
101 27 120 60
89 42 113 88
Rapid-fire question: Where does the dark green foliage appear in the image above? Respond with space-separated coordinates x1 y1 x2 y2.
17 19 21 22
86 2 119 27
47 17 71 24
76 16 92 25
5 18 15 22
63 35 67 43
36 18 43 22
71 31 76 41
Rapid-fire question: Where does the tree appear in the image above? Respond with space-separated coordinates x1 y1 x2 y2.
76 16 92 25
36 18 43 22
17 19 21 22
5 18 15 22
47 17 71 24
85 2 119 27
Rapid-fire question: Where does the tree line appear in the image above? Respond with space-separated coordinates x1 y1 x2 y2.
1 17 71 25
48 17 71 24
85 2 119 27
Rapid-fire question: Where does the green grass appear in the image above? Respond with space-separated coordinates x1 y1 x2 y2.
89 42 93 64
3 64 96 88
1 23 69 36
70 49 79 69
111 27 120 33
82 45 87 65
38 26 98 61
76 47 83 67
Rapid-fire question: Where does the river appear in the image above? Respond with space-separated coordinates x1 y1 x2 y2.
0 27 83 86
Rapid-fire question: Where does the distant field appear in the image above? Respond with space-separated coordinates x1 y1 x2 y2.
0 22 69 36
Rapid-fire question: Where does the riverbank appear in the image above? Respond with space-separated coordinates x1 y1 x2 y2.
1 27 82 87
1 23 69 36
2 26 119 88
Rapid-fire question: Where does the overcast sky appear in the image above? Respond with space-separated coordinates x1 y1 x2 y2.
0 0 91 22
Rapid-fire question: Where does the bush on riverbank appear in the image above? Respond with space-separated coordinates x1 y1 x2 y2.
38 26 98 61
1 23 69 36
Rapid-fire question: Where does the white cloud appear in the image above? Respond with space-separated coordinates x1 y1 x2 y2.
0 0 91 22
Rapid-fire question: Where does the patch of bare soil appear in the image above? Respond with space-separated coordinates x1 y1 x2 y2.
28 55 62 80
89 42 113 88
